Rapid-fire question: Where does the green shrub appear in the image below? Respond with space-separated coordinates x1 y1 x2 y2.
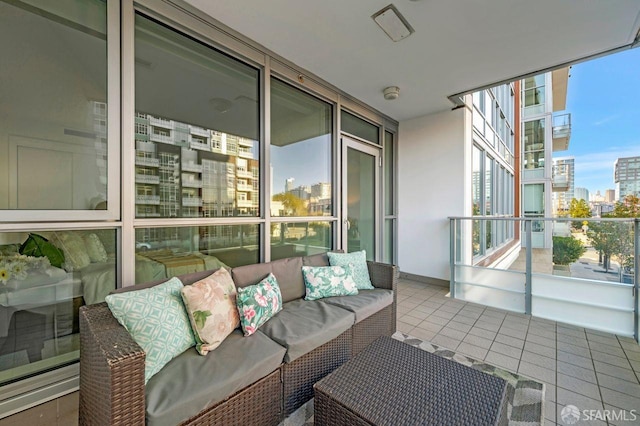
552 236 585 265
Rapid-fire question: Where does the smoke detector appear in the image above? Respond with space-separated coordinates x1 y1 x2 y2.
383 86 400 100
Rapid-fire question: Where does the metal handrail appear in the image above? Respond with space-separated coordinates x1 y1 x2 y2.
449 216 636 222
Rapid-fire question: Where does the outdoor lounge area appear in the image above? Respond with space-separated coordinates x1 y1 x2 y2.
4 278 639 425
2 0 640 424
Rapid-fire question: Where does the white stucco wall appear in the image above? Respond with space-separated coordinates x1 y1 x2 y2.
397 107 470 280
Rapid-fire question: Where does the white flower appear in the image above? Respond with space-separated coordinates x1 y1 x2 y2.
0 267 10 284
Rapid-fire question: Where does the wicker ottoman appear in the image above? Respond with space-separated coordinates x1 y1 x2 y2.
314 336 508 426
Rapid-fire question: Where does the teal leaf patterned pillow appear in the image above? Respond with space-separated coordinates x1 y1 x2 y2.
302 265 359 301
236 273 283 336
327 250 374 290
105 277 195 383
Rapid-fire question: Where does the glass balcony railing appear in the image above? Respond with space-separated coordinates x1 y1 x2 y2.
552 113 571 151
450 216 639 342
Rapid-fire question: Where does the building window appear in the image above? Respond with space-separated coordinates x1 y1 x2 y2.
522 75 546 117
0 1 109 213
0 228 116 387
270 78 333 217
523 119 545 171
134 14 259 218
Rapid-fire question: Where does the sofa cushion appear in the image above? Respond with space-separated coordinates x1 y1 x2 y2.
145 329 286 426
302 252 330 266
322 289 394 323
302 265 358 301
328 250 374 290
180 268 240 355
232 256 304 303
236 273 283 336
105 277 195 383
259 299 355 363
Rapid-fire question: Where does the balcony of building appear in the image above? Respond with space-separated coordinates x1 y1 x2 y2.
135 154 160 167
134 174 160 185
149 116 175 129
181 161 203 173
149 133 174 144
182 197 203 207
552 164 570 192
552 113 572 152
182 176 203 188
135 194 161 205
189 140 210 151
238 148 253 159
189 125 210 137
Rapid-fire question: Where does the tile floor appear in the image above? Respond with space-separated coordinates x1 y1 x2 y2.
397 279 640 426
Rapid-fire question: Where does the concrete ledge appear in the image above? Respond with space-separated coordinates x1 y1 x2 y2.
399 272 449 288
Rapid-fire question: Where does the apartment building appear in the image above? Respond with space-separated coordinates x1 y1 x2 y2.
552 157 576 215
520 69 572 248
575 187 589 202
615 156 640 200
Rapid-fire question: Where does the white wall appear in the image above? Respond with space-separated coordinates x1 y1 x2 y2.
397 107 470 280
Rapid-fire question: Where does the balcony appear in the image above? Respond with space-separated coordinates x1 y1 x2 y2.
189 125 210 137
182 178 202 188
135 155 160 167
149 116 174 128
135 195 160 204
149 133 173 144
135 174 160 184
182 197 203 207
189 140 210 151
237 183 253 192
237 199 254 208
238 149 254 159
397 278 640 424
182 162 203 173
236 170 253 179
450 216 636 338
552 113 571 151
552 165 570 192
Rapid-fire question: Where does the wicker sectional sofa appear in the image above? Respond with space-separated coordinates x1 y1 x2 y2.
79 252 397 425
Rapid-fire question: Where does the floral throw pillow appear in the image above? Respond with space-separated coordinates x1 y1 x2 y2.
302 265 359 301
236 273 282 336
327 250 374 290
180 268 240 355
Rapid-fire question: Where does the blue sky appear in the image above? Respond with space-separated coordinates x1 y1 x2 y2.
562 48 640 195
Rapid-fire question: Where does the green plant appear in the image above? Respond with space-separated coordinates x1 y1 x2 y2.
552 236 585 265
19 233 65 269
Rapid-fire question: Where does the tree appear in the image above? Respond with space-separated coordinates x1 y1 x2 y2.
568 198 591 229
610 194 640 218
587 221 633 276
552 236 586 265
272 192 307 216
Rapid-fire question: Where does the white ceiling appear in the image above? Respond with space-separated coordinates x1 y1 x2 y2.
184 0 640 121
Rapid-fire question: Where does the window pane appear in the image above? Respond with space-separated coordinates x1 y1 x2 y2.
270 221 332 260
384 131 395 216
271 79 332 217
523 120 545 170
134 224 259 283
0 1 108 210
0 228 116 385
135 15 260 218
341 111 379 144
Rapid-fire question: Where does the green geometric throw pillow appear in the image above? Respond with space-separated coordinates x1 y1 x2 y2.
105 277 195 383
327 250 374 290
302 265 358 301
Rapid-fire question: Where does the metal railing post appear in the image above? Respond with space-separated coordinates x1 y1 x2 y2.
525 219 532 315
450 218 456 299
634 219 639 344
